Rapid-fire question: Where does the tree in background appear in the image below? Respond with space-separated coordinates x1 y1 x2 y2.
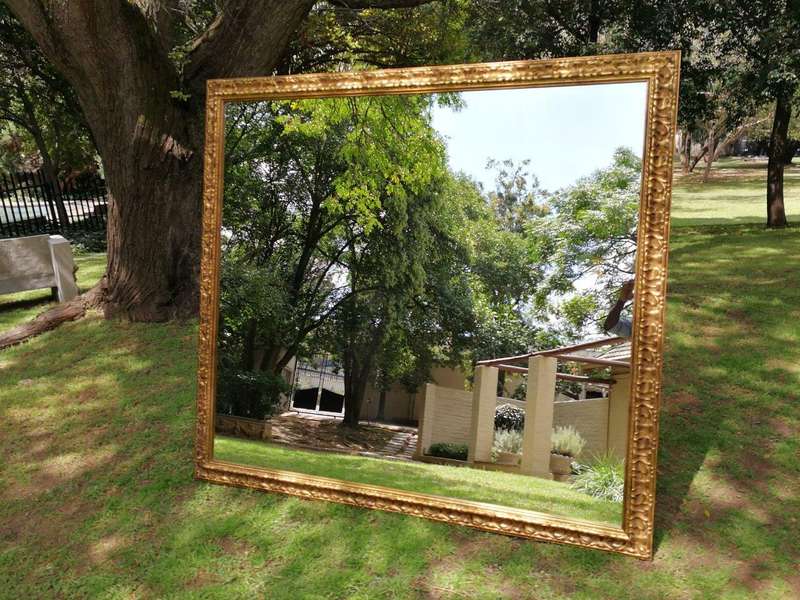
0 7 96 225
466 0 798 227
220 94 449 420
3 0 447 321
529 148 642 338
744 102 800 165
702 0 800 226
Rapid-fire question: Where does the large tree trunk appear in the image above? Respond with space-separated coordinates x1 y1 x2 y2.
102 119 204 320
7 0 434 321
702 132 717 183
342 347 374 427
767 94 791 228
5 1 315 320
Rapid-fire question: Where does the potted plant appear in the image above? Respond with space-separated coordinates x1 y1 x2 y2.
492 428 523 465
550 425 586 481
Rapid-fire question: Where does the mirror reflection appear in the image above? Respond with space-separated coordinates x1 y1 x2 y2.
213 83 647 527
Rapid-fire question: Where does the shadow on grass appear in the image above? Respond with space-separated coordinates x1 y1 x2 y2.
652 225 800 579
0 294 53 314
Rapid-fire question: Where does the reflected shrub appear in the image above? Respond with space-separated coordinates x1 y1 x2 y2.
216 365 289 420
551 425 586 458
571 453 625 502
495 403 525 432
492 428 523 455
428 442 468 461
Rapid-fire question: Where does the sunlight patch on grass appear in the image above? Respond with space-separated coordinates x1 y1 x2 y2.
671 159 800 226
214 435 623 526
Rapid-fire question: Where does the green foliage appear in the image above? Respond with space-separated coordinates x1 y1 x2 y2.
67 228 107 253
283 1 474 74
551 425 586 458
220 94 452 420
427 442 468 461
530 147 642 339
571 453 625 503
494 403 525 432
216 365 289 420
0 6 96 176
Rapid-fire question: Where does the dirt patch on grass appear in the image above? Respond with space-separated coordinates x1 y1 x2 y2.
663 391 702 415
185 569 223 591
88 534 127 565
218 534 257 558
769 417 797 438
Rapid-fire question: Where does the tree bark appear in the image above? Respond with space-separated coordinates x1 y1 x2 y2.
102 128 205 320
0 284 102 350
680 129 692 175
6 0 439 321
767 94 791 228
4 1 315 320
342 347 374 426
702 131 717 183
587 0 601 44
377 388 387 421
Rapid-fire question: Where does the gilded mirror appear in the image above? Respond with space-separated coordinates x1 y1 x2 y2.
196 53 680 559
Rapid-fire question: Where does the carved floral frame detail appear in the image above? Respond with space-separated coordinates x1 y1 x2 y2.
195 52 681 560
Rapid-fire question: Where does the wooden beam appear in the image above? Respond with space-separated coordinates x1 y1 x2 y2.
476 336 627 366
557 372 615 386
496 363 528 374
496 363 615 385
550 354 629 369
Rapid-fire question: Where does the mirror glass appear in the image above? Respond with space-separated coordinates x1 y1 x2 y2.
213 82 647 527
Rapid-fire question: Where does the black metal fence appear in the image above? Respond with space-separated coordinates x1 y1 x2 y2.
0 170 108 239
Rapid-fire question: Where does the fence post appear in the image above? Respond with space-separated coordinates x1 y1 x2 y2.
37 170 64 231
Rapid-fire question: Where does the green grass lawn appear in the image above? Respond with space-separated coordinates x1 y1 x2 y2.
671 157 800 226
214 436 622 526
1 166 799 598
1 223 798 598
0 251 106 330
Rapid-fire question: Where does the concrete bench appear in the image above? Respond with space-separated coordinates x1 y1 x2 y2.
0 234 79 302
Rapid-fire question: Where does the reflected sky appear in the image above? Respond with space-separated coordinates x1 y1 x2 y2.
431 82 648 191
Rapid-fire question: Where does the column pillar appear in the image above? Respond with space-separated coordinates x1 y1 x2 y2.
606 372 631 460
520 356 557 478
467 365 498 463
416 383 437 457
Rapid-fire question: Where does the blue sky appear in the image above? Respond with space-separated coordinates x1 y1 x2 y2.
430 82 648 192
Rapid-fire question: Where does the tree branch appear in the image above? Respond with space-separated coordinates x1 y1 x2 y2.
184 1 316 88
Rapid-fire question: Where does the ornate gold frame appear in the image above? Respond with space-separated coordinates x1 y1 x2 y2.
195 52 680 560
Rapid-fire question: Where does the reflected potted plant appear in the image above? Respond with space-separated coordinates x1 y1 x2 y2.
492 429 522 465
550 426 586 482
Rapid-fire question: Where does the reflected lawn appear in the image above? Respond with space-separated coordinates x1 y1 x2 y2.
214 436 622 527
